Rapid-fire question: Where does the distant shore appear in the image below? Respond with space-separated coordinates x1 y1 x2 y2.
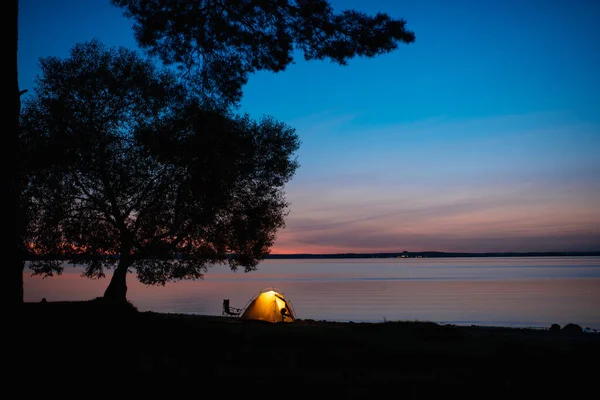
24 250 600 262
266 251 600 259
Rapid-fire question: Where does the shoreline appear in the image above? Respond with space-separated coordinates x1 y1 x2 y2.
13 300 600 397
22 298 598 333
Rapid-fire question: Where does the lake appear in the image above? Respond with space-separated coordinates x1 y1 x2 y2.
23 256 600 330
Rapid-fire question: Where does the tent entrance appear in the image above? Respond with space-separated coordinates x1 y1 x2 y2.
240 287 296 323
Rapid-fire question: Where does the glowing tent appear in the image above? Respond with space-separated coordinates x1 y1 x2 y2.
241 288 296 323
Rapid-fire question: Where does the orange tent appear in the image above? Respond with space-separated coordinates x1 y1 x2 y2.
241 288 296 323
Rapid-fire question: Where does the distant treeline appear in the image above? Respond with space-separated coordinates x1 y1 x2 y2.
265 251 600 259
25 251 600 262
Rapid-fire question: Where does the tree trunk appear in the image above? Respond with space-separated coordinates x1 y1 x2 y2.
8 260 24 307
9 0 24 308
103 260 131 303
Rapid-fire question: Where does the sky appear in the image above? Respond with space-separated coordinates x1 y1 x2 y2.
18 0 600 254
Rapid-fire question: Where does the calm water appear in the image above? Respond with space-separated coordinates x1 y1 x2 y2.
24 256 600 330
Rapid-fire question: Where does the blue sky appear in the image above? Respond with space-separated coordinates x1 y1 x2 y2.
18 0 600 253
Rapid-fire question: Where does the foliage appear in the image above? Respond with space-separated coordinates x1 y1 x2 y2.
111 0 415 107
21 40 300 285
20 1 414 300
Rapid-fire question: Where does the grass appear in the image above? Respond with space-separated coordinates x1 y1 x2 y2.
11 299 600 398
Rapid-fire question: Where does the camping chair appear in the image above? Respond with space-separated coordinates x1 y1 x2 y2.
222 299 242 317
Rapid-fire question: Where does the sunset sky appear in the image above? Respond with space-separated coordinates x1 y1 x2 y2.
18 0 600 254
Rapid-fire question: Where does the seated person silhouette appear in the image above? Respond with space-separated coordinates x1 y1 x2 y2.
280 307 290 319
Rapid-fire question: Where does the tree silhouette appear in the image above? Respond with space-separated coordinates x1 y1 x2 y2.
21 40 300 302
10 0 29 307
111 0 415 107
15 0 415 306
10 0 20 306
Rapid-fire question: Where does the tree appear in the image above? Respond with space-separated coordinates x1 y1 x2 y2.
11 0 20 306
111 0 415 107
21 40 300 302
9 0 29 307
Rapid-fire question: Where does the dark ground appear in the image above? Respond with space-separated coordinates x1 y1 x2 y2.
11 299 600 399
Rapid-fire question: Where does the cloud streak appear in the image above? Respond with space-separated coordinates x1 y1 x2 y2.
272 111 600 253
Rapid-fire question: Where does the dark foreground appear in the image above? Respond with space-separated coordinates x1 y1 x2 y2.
12 300 600 398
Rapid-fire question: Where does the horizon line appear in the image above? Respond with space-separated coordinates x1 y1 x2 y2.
267 250 600 256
